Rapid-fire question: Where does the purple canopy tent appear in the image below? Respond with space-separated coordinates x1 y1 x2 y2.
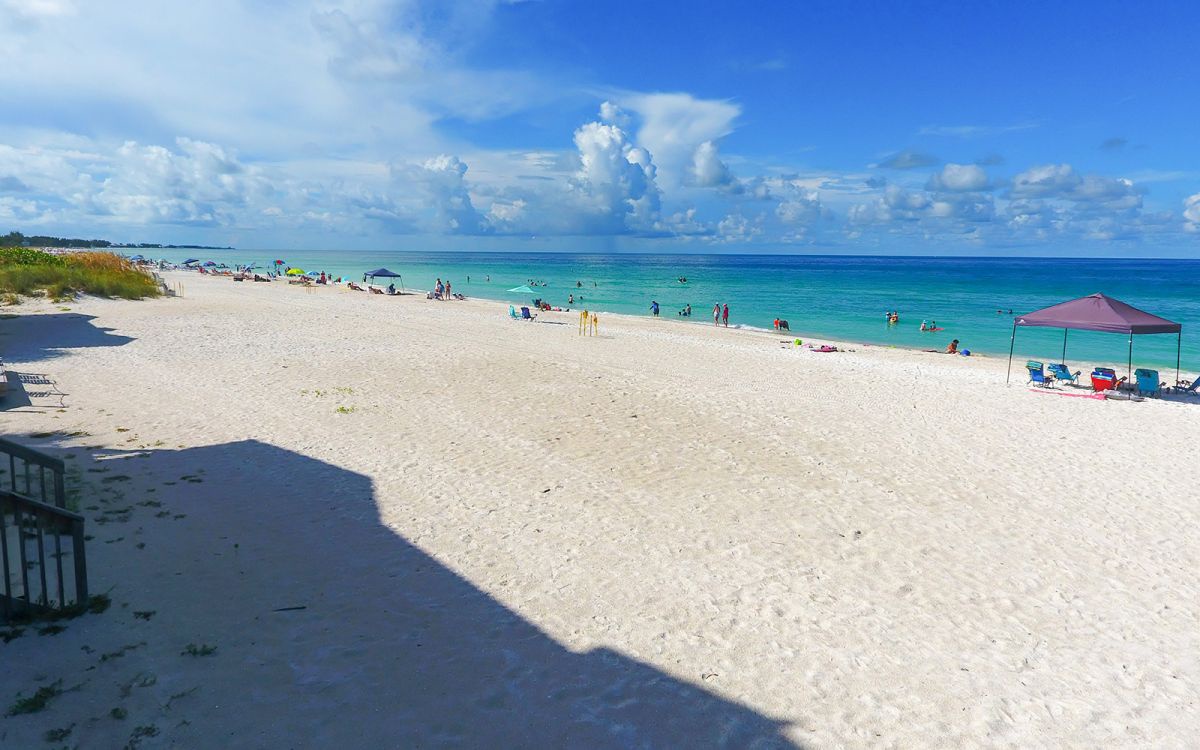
1006 293 1182 384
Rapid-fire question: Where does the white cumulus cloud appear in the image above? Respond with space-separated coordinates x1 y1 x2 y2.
619 92 739 188
927 163 990 192
1184 193 1200 232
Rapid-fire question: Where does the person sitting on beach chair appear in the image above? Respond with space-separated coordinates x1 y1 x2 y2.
387 283 397 295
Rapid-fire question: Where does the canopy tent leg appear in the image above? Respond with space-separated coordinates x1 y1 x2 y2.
1006 321 1017 384
1061 329 1068 365
1127 333 1134 385
1177 331 1182 386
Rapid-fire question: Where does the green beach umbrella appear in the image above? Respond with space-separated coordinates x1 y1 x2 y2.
286 268 306 276
507 285 535 294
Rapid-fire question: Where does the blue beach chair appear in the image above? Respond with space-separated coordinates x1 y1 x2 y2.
1134 368 1160 397
1047 363 1080 386
520 306 537 321
1026 361 1053 388
508 305 521 320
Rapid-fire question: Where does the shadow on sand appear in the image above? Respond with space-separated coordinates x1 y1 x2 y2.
0 312 134 364
46 438 799 747
1 371 66 412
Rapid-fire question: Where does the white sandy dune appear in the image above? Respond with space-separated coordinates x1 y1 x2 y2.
1 271 1198 748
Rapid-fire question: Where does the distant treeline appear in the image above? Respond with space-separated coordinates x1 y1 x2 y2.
2 231 232 250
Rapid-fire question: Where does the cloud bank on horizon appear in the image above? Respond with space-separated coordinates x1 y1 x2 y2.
1 0 1198 254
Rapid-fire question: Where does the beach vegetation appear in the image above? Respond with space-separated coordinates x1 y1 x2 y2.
128 724 160 746
0 248 160 301
181 643 217 657
6 679 63 716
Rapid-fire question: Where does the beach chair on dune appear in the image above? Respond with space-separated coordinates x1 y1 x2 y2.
1134 368 1161 397
1046 363 1080 386
520 306 537 321
1026 361 1054 388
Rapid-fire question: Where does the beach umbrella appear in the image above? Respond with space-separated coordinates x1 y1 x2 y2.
507 285 535 294
128 254 144 261
202 261 217 266
182 258 200 265
286 268 306 276
274 259 285 266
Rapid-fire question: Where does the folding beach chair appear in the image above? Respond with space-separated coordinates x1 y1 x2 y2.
1134 368 1161 397
1167 378 1200 396
1026 361 1053 388
1046 363 1080 385
508 305 521 320
520 306 537 321
1090 367 1118 393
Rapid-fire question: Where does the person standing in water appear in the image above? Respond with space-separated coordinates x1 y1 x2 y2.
650 300 659 317
713 303 721 326
722 303 730 327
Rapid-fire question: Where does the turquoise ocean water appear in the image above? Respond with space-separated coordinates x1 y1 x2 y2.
166 250 1200 374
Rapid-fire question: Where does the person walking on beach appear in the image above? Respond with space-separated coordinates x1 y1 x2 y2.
445 280 452 299
713 303 721 326
722 303 729 327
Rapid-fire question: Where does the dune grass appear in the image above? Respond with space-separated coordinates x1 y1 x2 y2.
0 248 160 301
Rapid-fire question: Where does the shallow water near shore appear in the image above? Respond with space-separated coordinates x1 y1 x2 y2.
166 250 1200 372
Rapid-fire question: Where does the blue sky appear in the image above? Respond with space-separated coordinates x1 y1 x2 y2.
1 0 1198 255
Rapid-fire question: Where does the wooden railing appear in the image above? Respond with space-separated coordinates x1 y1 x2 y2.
0 437 88 621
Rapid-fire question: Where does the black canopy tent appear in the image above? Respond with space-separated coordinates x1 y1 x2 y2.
1006 293 1182 384
365 267 405 292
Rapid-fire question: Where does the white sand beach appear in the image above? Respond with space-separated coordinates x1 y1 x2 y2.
2 272 1198 748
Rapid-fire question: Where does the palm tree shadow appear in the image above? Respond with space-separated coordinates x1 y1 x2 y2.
0 312 135 364
94 439 801 747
